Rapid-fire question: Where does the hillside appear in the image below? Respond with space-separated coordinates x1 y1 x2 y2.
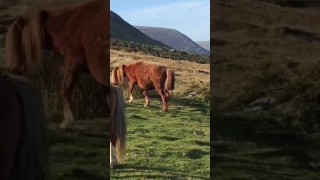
195 41 210 51
135 26 210 56
212 0 320 179
110 39 210 64
110 11 169 47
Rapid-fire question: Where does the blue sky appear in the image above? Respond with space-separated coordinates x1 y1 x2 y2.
110 0 210 41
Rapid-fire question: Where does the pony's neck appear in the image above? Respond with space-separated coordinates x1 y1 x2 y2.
43 10 70 49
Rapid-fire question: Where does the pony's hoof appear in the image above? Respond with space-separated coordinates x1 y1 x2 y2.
59 120 71 130
144 104 149 107
161 109 168 112
110 163 114 169
128 100 133 103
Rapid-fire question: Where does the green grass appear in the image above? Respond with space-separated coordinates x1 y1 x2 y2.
47 96 210 180
211 112 320 180
111 97 210 179
48 120 109 180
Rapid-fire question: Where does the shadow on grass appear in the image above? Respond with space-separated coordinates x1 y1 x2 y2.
112 165 210 179
187 149 209 159
126 96 209 112
211 114 319 148
55 168 107 180
211 113 320 178
172 97 209 112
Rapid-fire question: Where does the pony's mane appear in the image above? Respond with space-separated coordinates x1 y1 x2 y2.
6 10 47 74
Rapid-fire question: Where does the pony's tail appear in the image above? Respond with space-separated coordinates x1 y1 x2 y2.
21 10 46 73
5 16 25 73
111 68 117 85
165 69 175 90
117 64 125 84
111 85 127 163
10 76 51 180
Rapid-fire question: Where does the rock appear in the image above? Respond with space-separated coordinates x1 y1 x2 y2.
195 70 210 75
188 92 197 97
244 96 276 112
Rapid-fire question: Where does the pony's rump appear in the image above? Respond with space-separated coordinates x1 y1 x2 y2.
165 69 175 90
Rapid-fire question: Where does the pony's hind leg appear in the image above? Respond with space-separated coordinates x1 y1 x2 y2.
59 69 76 130
143 90 150 107
128 83 134 103
156 89 168 112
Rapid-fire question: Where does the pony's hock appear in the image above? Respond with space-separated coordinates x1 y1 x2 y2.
111 61 175 112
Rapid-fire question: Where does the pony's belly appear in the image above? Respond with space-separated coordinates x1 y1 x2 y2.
139 81 155 90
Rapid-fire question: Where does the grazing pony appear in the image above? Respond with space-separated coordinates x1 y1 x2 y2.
111 61 175 112
6 0 110 129
0 74 50 180
5 0 127 168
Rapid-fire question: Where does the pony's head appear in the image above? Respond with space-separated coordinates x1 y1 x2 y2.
6 10 49 75
111 64 126 85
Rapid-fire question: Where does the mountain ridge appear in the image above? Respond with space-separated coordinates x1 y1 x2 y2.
110 11 170 48
135 25 210 56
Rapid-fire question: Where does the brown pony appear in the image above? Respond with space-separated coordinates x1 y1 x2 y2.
111 61 175 112
5 0 126 168
5 0 110 129
0 74 50 180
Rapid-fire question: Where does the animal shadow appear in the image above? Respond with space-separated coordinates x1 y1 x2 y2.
187 149 208 159
73 169 106 180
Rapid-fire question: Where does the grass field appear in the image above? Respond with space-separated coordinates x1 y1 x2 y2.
211 0 320 179
111 98 210 179
110 50 210 179
47 97 210 180
48 120 109 180
37 48 211 180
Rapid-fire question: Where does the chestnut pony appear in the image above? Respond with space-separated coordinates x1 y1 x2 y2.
0 74 50 180
5 0 126 168
111 61 175 112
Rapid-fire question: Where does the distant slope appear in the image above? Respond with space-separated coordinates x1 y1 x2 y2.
195 41 210 51
135 26 210 56
110 11 169 47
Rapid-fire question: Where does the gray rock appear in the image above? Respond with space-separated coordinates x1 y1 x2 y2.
244 96 276 112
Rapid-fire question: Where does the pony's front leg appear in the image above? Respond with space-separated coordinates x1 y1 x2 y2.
143 90 150 107
128 83 134 103
59 69 76 130
110 141 118 168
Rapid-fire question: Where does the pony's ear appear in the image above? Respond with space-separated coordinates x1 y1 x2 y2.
15 16 26 30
